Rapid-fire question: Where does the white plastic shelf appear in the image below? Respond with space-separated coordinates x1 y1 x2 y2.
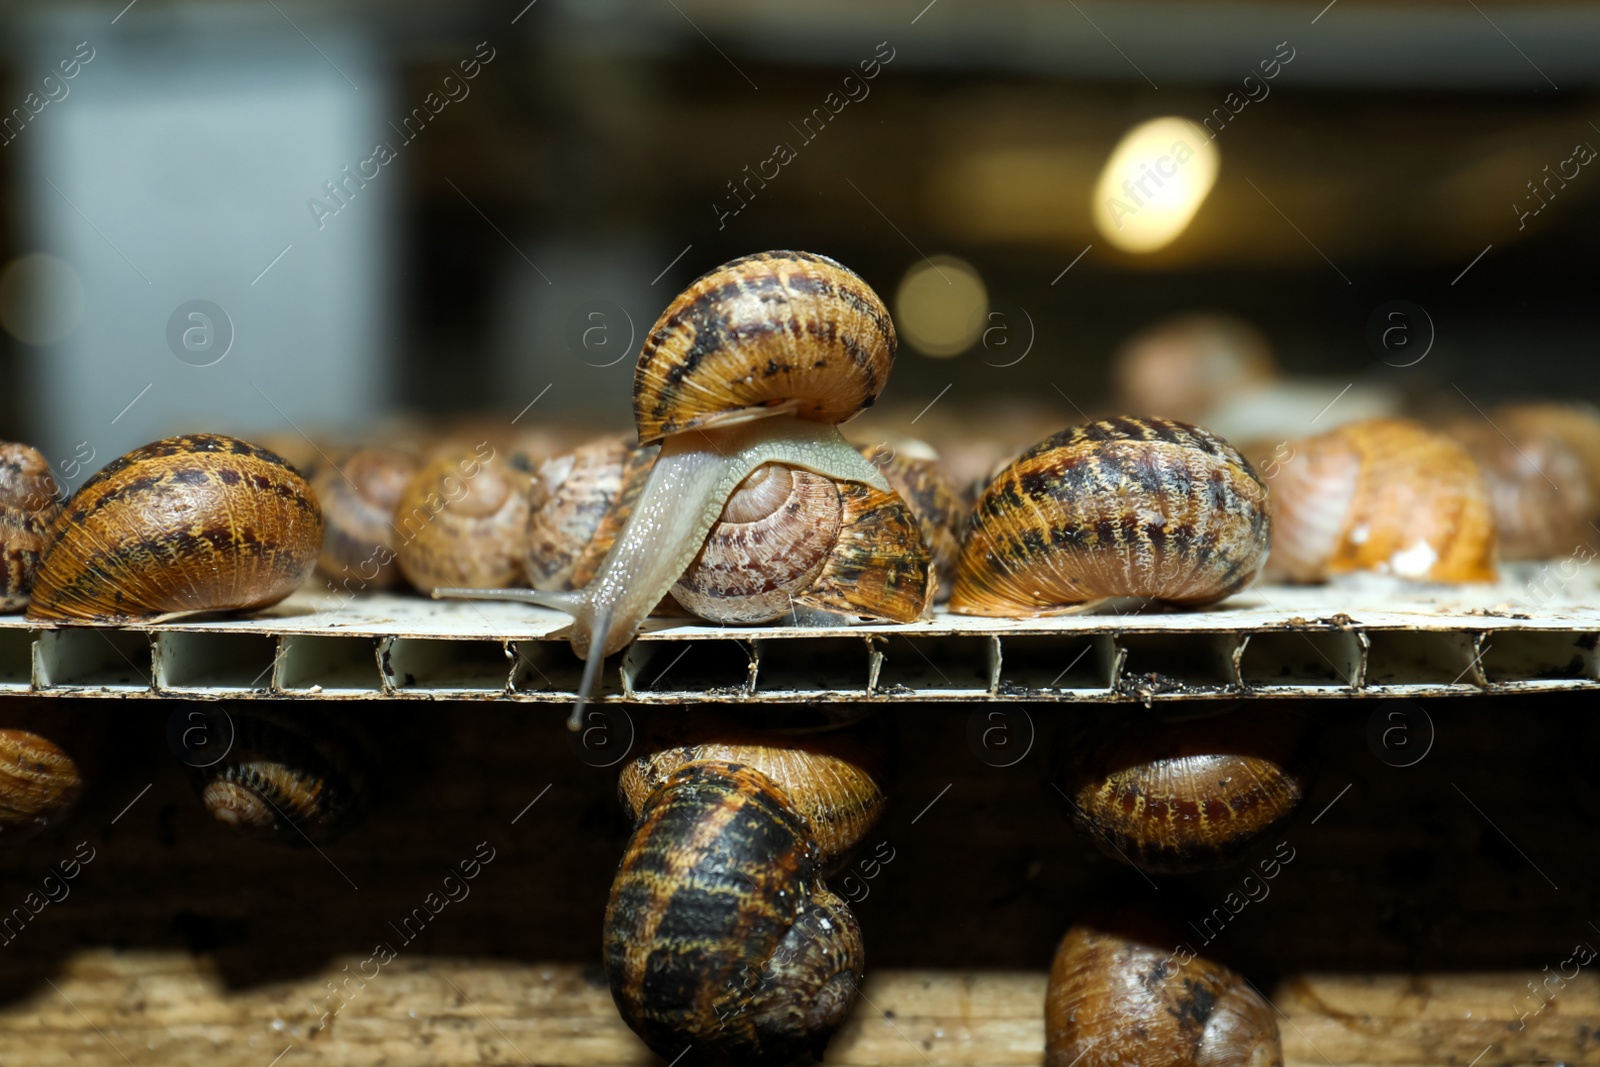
1 569 1596 702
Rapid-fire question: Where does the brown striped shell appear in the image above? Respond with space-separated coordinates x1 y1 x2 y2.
394 450 530 591
25 435 322 624
0 704 88 843
1056 706 1315 874
0 443 63 611
605 759 864 1067
314 446 419 590
524 433 660 591
1048 911 1282 1067
858 438 964 601
1267 418 1497 583
618 715 887 867
633 251 896 445
191 708 376 845
950 417 1270 616
672 464 932 625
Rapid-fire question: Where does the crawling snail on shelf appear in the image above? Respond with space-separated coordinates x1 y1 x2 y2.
434 251 934 724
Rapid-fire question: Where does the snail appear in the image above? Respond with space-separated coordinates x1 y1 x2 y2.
1446 412 1593 563
393 445 529 592
522 433 659 591
0 442 64 611
0 702 90 843
949 417 1270 616
1265 418 1497 583
1110 314 1276 425
184 707 380 845
605 715 885 1066
314 446 419 590
25 434 323 624
1047 908 1282 1067
436 252 931 720
1055 705 1316 875
858 438 964 601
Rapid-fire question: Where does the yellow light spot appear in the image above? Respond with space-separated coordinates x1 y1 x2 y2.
894 255 987 358
1093 117 1219 253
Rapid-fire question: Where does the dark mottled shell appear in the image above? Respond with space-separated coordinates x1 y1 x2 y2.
394 452 530 591
0 443 63 612
525 434 659 591
192 709 374 845
26 435 322 624
798 481 931 622
1267 418 1497 583
858 439 964 601
0 705 87 843
569 441 661 589
604 760 862 1067
951 417 1269 616
1057 706 1315 874
314 446 418 590
1445 409 1598 561
633 251 896 445
1047 912 1282 1067
618 718 886 866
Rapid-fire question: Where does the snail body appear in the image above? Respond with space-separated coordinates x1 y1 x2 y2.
394 447 529 591
314 446 419 590
950 417 1270 616
188 708 378 845
1056 706 1315 874
0 443 63 611
1267 418 1497 583
436 252 929 721
605 718 884 1065
26 435 323 624
524 433 659 591
1047 911 1282 1067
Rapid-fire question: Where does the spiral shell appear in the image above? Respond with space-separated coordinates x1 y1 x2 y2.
1267 418 1497 583
951 417 1269 615
314 446 418 589
1056 706 1315 874
0 704 87 843
524 434 659 591
672 464 932 625
618 715 887 866
26 435 322 624
394 450 530 591
190 709 376 845
858 439 964 601
1048 911 1282 1067
633 251 896 445
605 760 864 1067
0 443 63 611
1110 314 1276 424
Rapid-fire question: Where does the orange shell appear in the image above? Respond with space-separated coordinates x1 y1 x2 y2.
1267 418 1497 583
950 417 1270 616
1445 411 1596 561
0 442 63 611
632 251 896 445
26 435 322 624
0 714 85 843
394 453 531 591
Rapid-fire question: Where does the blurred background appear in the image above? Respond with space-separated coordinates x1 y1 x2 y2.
1 0 1597 490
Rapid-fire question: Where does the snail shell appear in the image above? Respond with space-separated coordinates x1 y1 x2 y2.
605 759 865 1067
617 714 887 867
314 446 419 590
951 417 1270 616
1056 706 1315 875
524 433 659 591
26 435 323 624
394 450 531 591
0 703 88 843
858 438 964 601
633 250 896 446
1047 910 1282 1067
0 443 64 611
671 463 931 625
1110 314 1276 425
190 708 376 845
1267 418 1497 583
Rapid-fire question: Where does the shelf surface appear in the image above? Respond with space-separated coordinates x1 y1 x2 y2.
1 569 1596 701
